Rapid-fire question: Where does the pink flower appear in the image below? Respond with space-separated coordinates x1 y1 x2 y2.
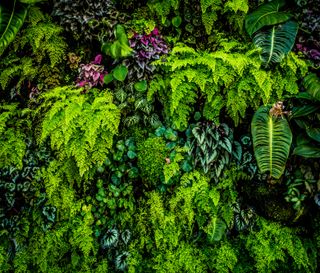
93 54 103 65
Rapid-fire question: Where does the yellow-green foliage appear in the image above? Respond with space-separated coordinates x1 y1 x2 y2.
147 0 248 34
200 0 249 34
128 169 239 272
12 199 99 273
0 104 27 169
36 86 121 177
149 42 308 129
245 218 315 273
0 7 67 92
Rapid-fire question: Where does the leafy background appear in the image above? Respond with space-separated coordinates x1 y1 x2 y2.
0 0 320 272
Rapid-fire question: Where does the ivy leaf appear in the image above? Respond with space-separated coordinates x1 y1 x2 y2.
134 80 148 92
113 65 128 82
104 74 114 85
172 16 182 28
127 150 137 159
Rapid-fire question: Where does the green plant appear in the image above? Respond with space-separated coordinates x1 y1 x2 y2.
0 103 27 169
245 0 298 66
185 122 235 181
35 86 121 177
149 42 307 129
251 103 293 179
137 136 169 186
101 25 133 59
0 8 67 95
244 217 315 272
290 73 320 158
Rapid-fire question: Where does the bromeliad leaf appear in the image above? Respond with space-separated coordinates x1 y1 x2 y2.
253 20 298 66
251 105 292 179
245 0 291 37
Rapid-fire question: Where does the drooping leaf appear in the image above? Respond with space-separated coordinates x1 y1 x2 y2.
306 127 320 143
253 20 298 65
0 1 28 55
290 105 320 118
303 73 320 101
293 145 320 158
245 0 291 37
251 105 292 179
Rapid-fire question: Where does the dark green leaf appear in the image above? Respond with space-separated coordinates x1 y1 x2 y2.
104 74 114 85
293 145 320 158
245 0 291 37
306 128 320 143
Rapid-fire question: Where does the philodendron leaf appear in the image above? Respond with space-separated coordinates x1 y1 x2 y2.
251 105 292 179
253 20 298 65
134 80 148 92
303 73 320 101
113 65 128 82
293 145 320 158
306 128 320 143
245 0 291 37
0 1 28 56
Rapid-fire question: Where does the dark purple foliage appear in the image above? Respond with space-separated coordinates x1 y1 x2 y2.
128 28 169 79
76 54 107 89
294 0 320 66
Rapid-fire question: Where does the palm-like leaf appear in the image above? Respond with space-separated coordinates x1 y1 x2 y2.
303 73 320 101
0 1 28 55
245 0 292 37
253 20 298 66
251 105 292 179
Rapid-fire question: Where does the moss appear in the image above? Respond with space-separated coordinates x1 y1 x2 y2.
137 136 169 186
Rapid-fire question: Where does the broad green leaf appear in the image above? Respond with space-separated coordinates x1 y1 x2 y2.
293 145 320 158
0 1 28 55
251 105 292 179
290 105 319 118
245 0 291 37
303 73 320 101
253 20 298 65
113 65 128 82
306 128 320 143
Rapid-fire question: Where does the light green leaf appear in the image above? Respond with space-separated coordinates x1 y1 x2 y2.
251 105 292 179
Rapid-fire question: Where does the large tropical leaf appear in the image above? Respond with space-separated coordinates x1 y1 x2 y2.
253 20 298 66
293 145 320 158
303 73 320 101
251 105 292 179
245 0 292 37
0 0 28 56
